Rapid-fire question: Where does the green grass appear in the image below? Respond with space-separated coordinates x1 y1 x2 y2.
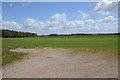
2 35 118 48
2 50 26 65
2 35 118 65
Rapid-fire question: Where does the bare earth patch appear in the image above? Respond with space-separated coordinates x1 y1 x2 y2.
3 48 118 78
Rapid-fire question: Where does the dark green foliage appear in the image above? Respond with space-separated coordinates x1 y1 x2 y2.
1 29 38 38
49 34 58 36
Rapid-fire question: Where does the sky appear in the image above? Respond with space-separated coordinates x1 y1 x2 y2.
1 0 118 35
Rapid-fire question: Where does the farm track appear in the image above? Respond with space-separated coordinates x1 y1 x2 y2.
2 48 118 78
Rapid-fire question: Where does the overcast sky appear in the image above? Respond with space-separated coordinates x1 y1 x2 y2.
2 0 118 35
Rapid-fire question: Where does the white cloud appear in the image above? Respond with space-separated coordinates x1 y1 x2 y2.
78 11 88 19
99 16 116 23
2 13 118 34
22 18 48 33
2 21 22 30
0 14 2 20
24 18 44 29
51 13 67 22
0 14 2 29
94 0 118 15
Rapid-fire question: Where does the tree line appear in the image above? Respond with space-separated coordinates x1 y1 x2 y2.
0 29 119 38
0 29 38 38
47 33 119 36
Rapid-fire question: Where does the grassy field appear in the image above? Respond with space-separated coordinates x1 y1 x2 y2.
2 35 118 65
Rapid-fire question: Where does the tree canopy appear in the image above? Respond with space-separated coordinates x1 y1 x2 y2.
1 29 38 38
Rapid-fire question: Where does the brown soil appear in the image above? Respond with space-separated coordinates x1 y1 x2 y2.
2 48 118 78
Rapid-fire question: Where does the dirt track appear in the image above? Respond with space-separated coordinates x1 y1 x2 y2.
2 48 118 78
